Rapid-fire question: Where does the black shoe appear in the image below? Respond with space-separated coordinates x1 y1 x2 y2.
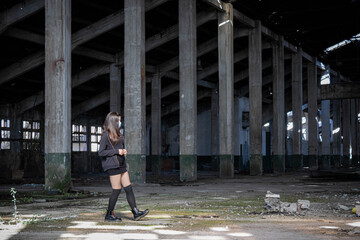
132 207 149 221
105 210 121 222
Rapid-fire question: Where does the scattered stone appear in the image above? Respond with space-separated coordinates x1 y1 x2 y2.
266 191 280 198
339 204 350 211
280 202 298 213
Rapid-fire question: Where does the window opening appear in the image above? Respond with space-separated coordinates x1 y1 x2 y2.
22 120 41 150
91 126 102 152
0 119 11 150
72 124 87 152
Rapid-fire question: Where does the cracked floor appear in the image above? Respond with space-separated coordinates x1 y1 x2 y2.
0 171 360 239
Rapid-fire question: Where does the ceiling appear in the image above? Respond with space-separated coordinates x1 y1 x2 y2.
233 0 360 81
0 0 359 121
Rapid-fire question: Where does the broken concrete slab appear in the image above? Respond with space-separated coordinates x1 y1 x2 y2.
265 191 311 214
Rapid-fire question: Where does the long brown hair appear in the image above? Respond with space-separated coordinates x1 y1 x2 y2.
103 112 121 144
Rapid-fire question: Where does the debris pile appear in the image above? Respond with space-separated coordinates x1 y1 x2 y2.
265 191 310 214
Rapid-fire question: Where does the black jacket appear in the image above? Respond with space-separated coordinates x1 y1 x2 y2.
98 131 125 171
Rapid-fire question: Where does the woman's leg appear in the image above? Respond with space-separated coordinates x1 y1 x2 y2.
120 171 131 188
121 172 149 221
121 172 136 209
105 174 122 221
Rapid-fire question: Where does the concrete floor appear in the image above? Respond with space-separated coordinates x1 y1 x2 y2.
0 171 360 239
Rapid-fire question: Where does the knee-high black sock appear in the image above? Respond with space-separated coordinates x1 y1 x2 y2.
123 185 136 209
107 189 121 211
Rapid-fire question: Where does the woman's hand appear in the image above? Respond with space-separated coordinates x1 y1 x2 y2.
118 149 128 156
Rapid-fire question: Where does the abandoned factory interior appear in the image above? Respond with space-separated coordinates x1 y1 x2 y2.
0 0 359 190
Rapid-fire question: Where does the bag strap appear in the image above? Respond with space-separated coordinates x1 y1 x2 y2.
106 132 116 151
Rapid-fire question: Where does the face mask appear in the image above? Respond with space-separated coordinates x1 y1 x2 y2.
119 121 122 128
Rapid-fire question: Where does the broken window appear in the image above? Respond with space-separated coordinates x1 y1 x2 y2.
0 119 11 150
22 120 41 151
72 124 87 152
90 126 102 152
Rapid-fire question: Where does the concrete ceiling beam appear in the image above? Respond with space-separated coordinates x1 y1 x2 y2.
320 82 360 100
0 0 44 33
4 27 116 63
0 0 170 86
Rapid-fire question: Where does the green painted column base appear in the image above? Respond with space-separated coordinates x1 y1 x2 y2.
351 155 359 167
219 155 234 178
45 153 71 192
180 155 197 182
308 155 318 170
332 155 341 168
250 154 262 176
127 154 146 184
292 154 303 170
273 155 285 173
211 155 219 171
320 155 331 170
151 155 161 176
342 156 351 168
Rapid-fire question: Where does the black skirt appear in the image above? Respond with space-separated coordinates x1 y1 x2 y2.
106 167 127 176
105 155 127 176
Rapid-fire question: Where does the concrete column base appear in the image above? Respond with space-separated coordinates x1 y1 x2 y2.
250 154 262 176
45 153 71 192
180 155 197 182
127 154 146 184
319 155 331 170
273 155 285 173
308 155 318 170
219 155 234 178
151 155 162 176
292 154 303 170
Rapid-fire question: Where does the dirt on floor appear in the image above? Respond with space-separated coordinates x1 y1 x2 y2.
0 171 360 240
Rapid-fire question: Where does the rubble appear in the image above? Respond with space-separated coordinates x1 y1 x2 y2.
265 191 310 214
297 200 310 210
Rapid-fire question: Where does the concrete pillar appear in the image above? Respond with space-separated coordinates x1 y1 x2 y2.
307 59 318 170
211 88 219 171
124 0 146 183
10 113 21 153
350 99 358 165
110 64 121 113
249 20 262 175
342 99 351 167
321 91 331 169
234 96 241 171
291 48 303 169
358 99 360 164
239 97 250 171
151 72 161 176
44 0 71 191
272 36 285 173
179 0 197 181
357 99 360 164
331 72 341 167
218 3 234 178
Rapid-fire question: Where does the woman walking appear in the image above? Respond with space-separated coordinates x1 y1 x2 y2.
98 112 149 221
